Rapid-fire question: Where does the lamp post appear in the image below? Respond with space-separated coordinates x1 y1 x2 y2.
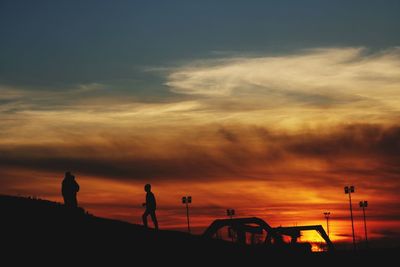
182 196 192 234
344 185 356 251
359 200 369 249
323 212 331 237
226 209 235 242
226 209 235 220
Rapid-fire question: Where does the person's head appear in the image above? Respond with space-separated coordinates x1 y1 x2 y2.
65 171 75 180
144 183 151 192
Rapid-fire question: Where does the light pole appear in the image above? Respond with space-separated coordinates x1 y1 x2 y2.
359 200 369 249
344 185 356 251
226 209 235 242
226 209 235 220
182 196 192 234
323 211 330 237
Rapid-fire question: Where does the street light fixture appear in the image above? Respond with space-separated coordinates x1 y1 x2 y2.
359 200 369 248
344 185 356 251
226 209 235 219
323 212 331 237
182 196 192 234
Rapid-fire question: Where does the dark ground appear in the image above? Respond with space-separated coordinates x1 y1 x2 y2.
0 195 397 266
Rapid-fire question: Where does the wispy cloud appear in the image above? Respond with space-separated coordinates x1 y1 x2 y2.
166 48 400 129
0 83 106 112
165 48 400 128
166 47 400 98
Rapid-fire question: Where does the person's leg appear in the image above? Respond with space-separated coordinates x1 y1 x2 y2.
150 211 158 230
63 195 68 206
71 194 78 208
64 195 72 208
142 210 149 228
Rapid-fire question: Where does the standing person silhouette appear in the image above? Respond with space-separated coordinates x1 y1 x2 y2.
142 183 159 230
61 171 80 208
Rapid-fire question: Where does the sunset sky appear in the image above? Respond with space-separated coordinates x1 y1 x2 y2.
1 0 399 248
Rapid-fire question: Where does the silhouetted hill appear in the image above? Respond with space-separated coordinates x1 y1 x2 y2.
0 195 396 265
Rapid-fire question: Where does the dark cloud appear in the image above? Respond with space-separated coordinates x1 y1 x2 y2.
217 127 240 143
0 123 399 187
371 229 400 238
287 124 400 158
0 144 240 181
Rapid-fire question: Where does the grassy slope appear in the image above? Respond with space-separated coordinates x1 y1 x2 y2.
0 195 395 265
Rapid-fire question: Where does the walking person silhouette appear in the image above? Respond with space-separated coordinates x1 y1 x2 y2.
142 183 159 230
61 171 80 208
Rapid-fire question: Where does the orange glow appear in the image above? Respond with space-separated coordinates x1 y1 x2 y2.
1 49 399 248
1 170 399 249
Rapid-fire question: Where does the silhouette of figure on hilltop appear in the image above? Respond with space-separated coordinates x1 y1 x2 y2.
61 171 80 208
142 183 159 230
